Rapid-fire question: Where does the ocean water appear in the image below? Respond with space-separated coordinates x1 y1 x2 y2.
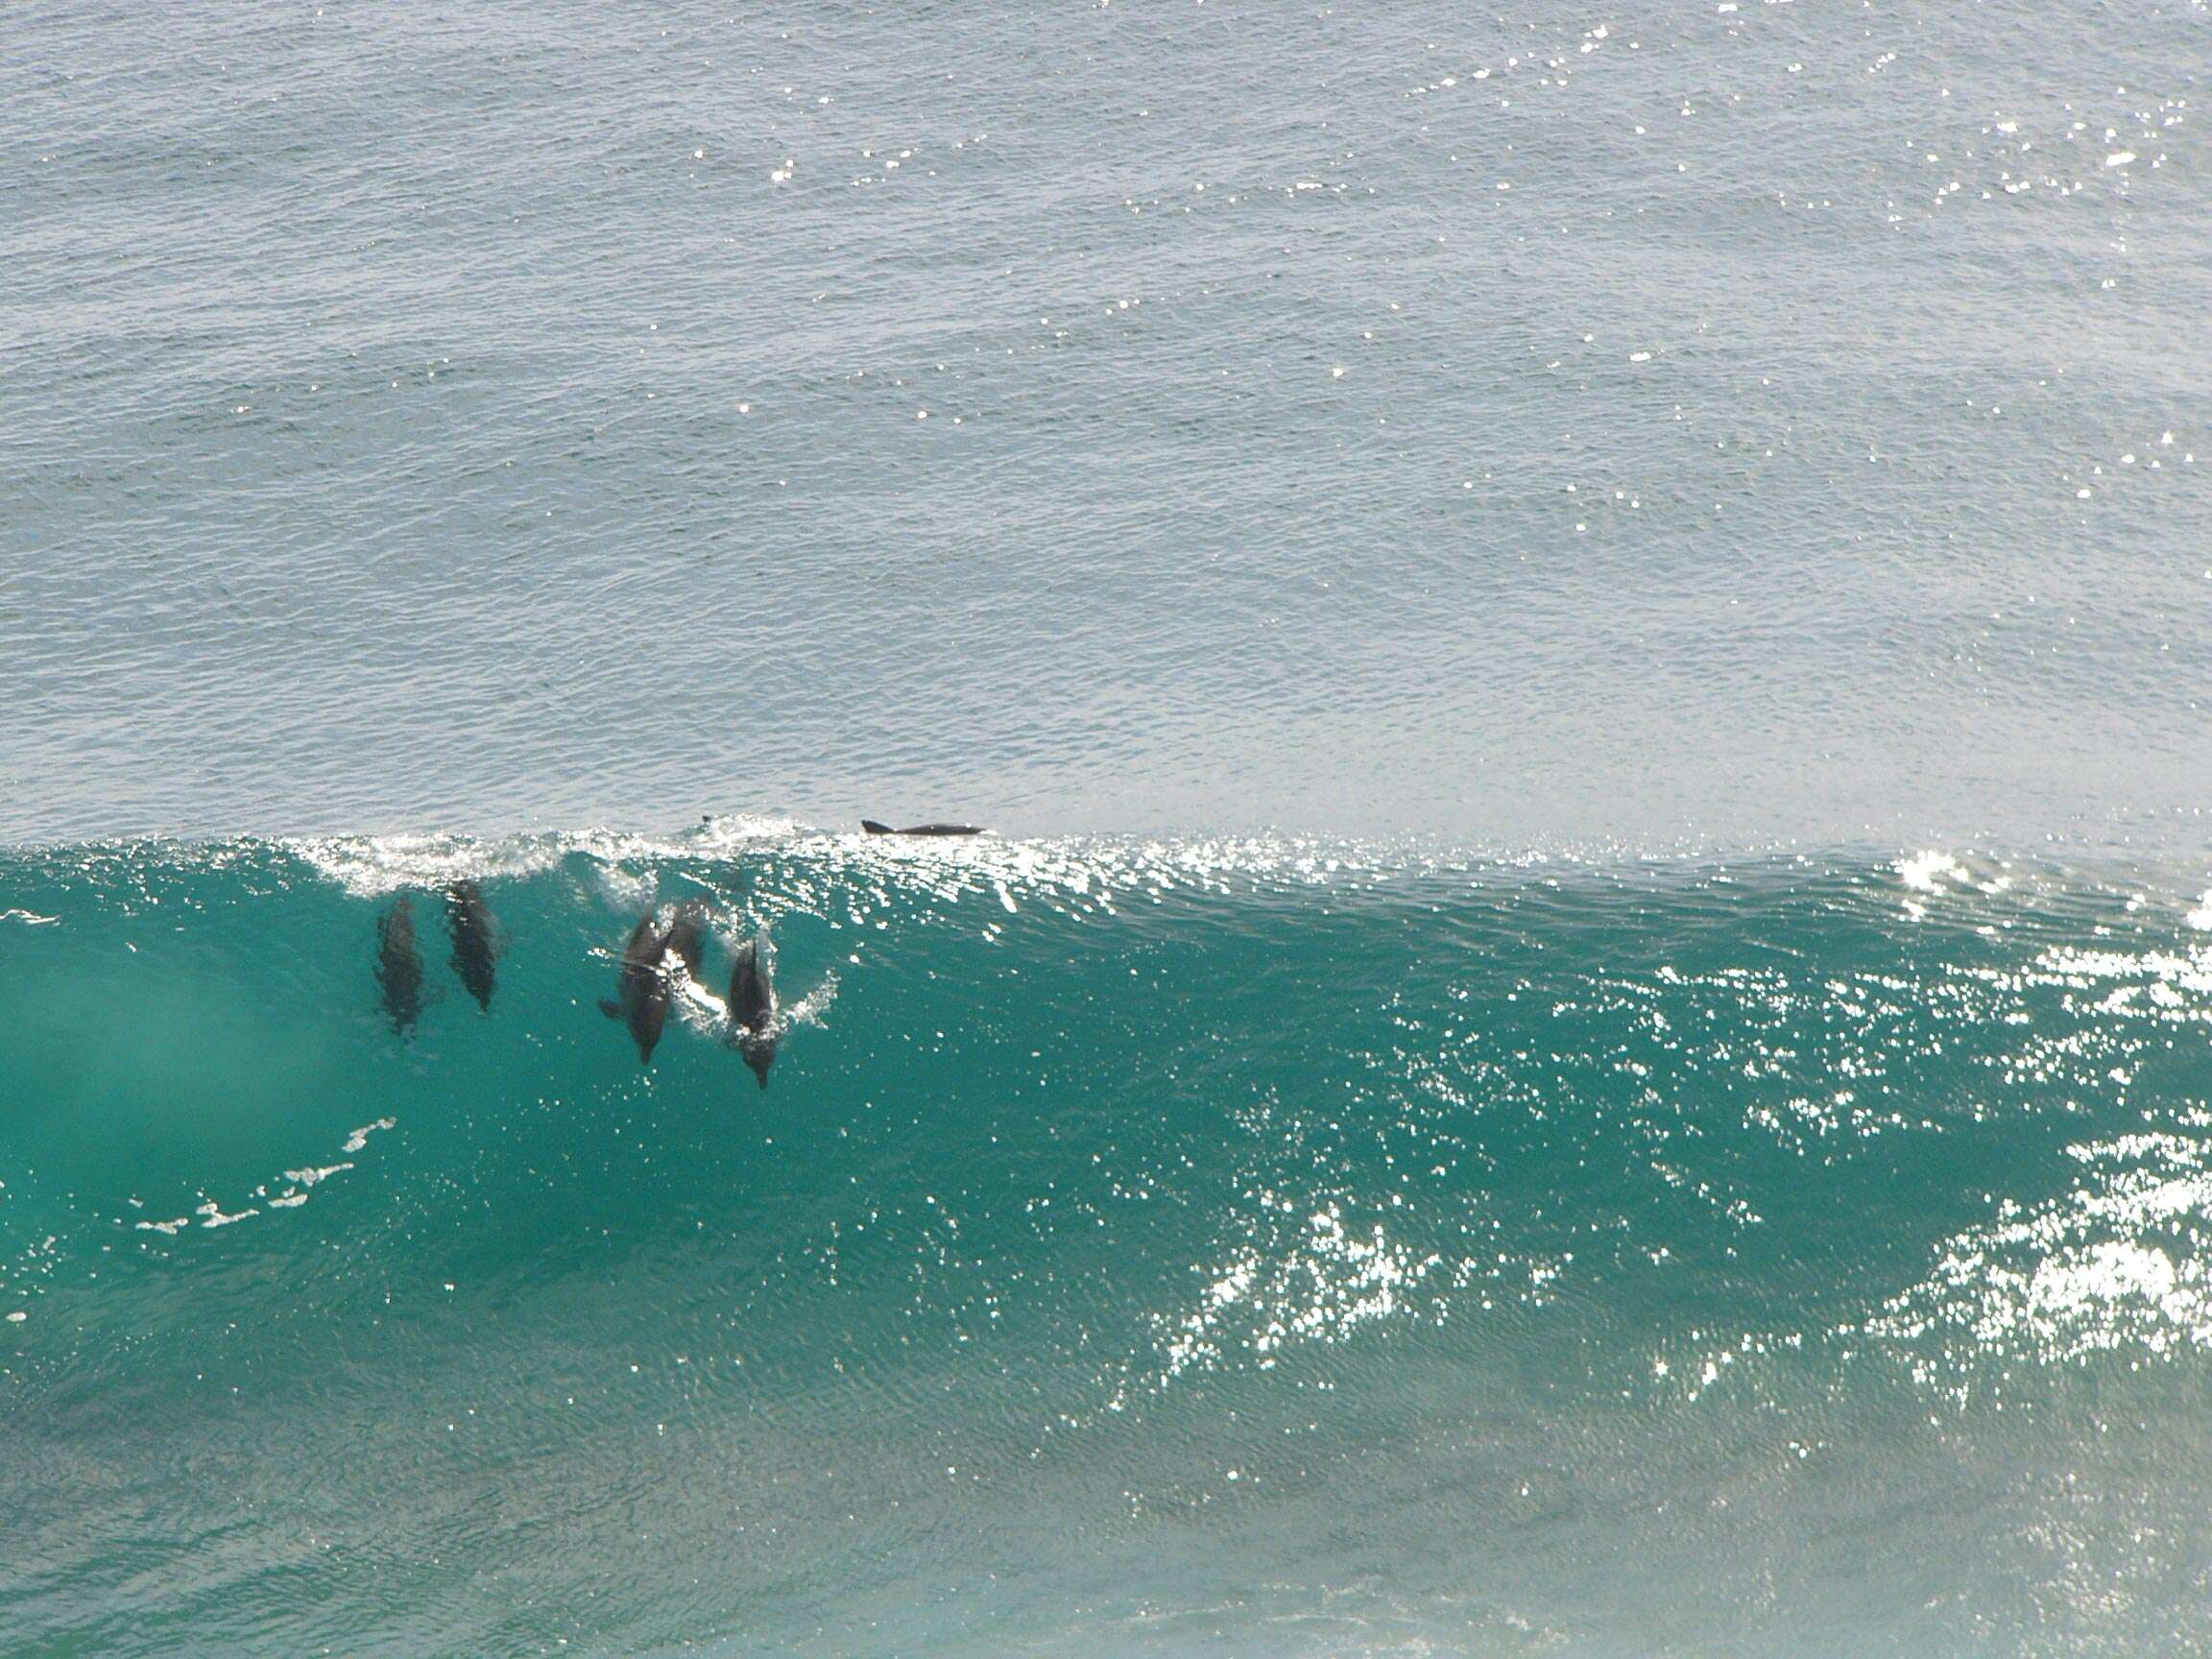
8 0 2212 1654
10 835 2212 1656
4 0 2208 846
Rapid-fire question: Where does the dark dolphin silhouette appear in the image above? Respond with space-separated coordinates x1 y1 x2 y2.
728 931 778 1089
445 879 497 1012
861 820 985 836
664 897 710 986
599 909 673 1064
376 897 423 1035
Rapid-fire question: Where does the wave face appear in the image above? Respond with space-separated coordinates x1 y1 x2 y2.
7 832 2212 1653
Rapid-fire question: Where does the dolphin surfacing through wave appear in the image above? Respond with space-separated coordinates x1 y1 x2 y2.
600 909 673 1065
860 820 985 836
728 930 779 1089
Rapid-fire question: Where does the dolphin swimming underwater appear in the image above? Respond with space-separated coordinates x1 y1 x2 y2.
600 909 673 1064
728 930 779 1088
860 820 985 836
375 896 423 1034
663 897 710 985
445 879 497 1011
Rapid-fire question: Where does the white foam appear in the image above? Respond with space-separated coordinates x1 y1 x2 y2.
672 971 731 1034
289 817 810 900
342 1118 397 1154
783 968 839 1029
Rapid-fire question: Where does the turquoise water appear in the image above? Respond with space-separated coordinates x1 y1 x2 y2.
8 0 2212 1651
9 833 2212 1653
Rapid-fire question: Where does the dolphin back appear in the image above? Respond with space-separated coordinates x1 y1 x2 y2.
613 910 674 1064
729 930 780 1088
375 897 423 1033
445 880 497 1011
729 931 777 1033
664 899 709 984
620 910 666 968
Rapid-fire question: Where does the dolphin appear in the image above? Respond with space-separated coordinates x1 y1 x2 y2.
599 909 673 1065
375 896 423 1034
445 879 497 1011
664 897 710 986
728 930 779 1088
860 820 985 836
